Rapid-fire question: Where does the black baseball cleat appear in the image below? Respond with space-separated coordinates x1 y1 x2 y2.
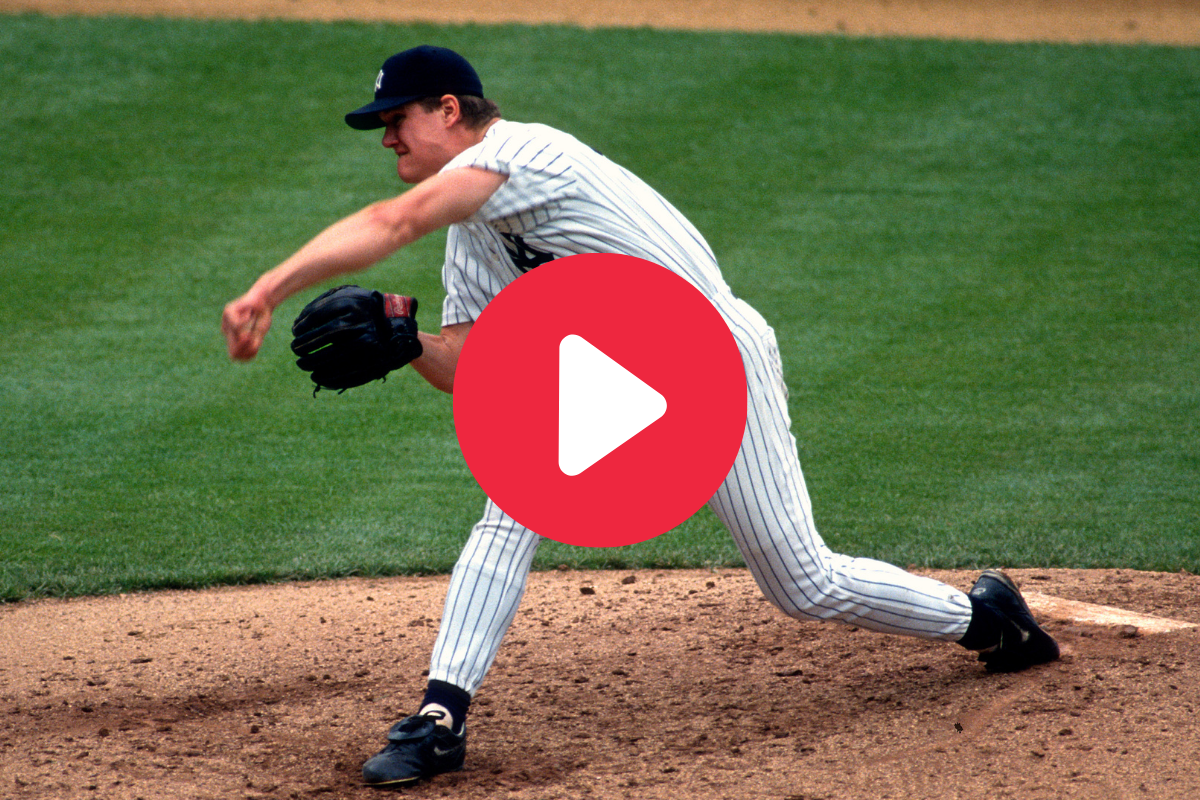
968 569 1060 672
362 711 466 788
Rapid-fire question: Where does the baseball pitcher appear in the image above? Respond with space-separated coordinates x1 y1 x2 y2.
222 45 1059 788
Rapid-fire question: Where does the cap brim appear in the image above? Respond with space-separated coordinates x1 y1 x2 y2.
344 95 422 130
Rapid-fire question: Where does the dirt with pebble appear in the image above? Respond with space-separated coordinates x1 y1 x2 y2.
2 568 1198 799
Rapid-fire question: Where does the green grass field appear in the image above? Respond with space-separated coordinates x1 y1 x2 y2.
1 13 1197 601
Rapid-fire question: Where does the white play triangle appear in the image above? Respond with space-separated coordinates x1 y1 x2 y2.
558 334 667 476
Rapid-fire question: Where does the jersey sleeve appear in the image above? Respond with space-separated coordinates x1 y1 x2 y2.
441 224 509 326
441 123 575 233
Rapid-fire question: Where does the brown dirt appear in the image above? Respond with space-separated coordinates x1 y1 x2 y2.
3 0 1200 45
3 1 1199 798
3 568 1200 799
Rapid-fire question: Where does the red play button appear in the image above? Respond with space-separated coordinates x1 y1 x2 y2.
452 254 746 547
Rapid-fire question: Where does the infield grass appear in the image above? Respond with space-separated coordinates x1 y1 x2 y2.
1 14 1197 600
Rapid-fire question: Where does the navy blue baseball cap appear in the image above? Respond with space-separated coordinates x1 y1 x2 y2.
345 45 484 130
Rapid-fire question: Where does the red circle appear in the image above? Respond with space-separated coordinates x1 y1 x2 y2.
453 254 746 547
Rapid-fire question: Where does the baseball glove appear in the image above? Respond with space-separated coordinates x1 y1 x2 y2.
290 285 422 394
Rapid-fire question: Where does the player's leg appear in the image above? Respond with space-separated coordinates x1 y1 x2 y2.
362 499 541 787
427 499 542 695
709 300 1056 668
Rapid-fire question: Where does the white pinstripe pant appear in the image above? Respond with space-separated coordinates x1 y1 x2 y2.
429 300 973 696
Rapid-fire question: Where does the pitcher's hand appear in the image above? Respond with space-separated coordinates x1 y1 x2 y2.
222 291 273 361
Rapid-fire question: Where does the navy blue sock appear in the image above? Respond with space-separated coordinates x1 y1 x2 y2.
958 594 1003 651
420 680 471 733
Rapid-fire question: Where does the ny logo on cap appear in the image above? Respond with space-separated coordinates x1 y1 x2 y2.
375 69 385 93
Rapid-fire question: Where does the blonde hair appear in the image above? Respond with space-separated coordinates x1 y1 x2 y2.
419 95 501 129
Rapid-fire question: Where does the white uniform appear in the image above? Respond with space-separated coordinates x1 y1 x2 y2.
427 121 973 695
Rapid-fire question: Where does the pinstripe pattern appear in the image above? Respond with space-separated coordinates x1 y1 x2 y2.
427 121 972 696
709 299 972 638
440 121 729 326
429 500 541 692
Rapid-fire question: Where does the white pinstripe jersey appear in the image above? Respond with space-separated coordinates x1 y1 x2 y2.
438 120 735 327
424 121 977 698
